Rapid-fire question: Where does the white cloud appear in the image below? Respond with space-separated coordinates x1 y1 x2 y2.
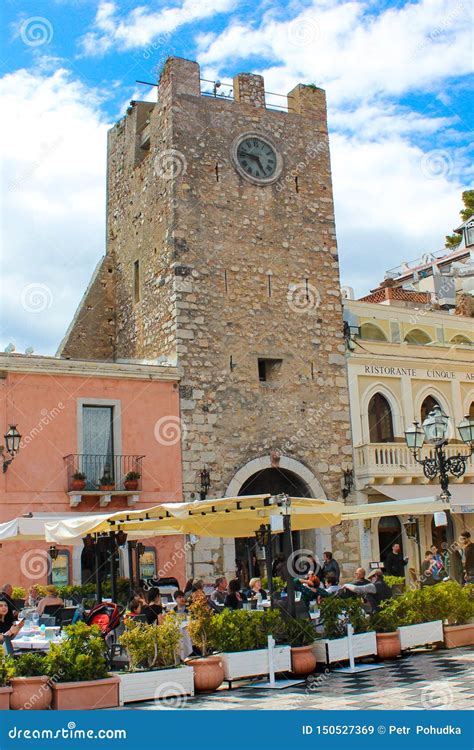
0 68 110 354
80 0 238 56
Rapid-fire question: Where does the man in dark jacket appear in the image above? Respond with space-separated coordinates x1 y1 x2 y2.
384 543 408 577
322 551 340 584
461 531 474 583
343 569 392 613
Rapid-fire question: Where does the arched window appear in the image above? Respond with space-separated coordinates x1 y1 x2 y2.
404 329 432 345
368 393 395 443
450 334 472 346
469 401 474 420
420 395 440 423
360 323 388 342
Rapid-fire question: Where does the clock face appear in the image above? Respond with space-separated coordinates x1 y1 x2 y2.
235 136 279 181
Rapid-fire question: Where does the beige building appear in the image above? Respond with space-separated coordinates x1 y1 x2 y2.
59 57 357 581
344 273 474 575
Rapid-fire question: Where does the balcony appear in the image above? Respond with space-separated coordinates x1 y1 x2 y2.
354 442 474 486
64 454 144 508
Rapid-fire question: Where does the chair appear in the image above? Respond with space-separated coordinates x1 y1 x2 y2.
57 607 77 628
42 604 63 625
12 599 25 612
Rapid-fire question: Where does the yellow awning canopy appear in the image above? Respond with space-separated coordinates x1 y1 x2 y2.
45 495 346 543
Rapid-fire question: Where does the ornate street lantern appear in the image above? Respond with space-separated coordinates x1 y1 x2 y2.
2 425 21 472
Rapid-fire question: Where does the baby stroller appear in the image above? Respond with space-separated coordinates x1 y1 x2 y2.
86 602 125 668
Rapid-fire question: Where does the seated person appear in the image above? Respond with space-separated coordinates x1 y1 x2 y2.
1 584 17 615
343 569 392 613
294 574 330 604
27 586 40 607
247 577 267 601
134 588 149 607
172 590 188 614
143 588 163 624
126 597 142 618
0 597 24 642
224 579 247 610
36 585 64 616
185 579 205 602
210 577 228 606
324 572 340 594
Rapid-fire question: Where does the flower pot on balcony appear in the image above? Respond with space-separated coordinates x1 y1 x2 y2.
124 480 139 491
71 479 86 491
0 686 12 710
376 632 401 660
99 484 115 492
443 623 474 649
291 645 317 676
10 676 52 710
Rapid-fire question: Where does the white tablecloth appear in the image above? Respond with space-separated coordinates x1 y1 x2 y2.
11 637 62 651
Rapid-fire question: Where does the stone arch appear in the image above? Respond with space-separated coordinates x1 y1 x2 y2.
404 328 432 345
360 322 388 341
225 455 327 499
413 385 450 425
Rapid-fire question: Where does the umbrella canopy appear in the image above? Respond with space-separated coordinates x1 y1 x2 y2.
45 495 346 544
0 514 94 545
341 496 452 520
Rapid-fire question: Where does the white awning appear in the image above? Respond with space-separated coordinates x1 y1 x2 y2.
372 484 473 508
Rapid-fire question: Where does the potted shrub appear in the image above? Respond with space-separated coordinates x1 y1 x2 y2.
118 613 194 705
71 471 86 491
371 586 444 649
9 653 52 710
284 619 317 676
0 654 13 710
313 598 376 665
44 622 120 710
212 608 290 683
370 602 402 660
123 471 140 491
435 582 474 648
98 467 115 491
186 595 224 692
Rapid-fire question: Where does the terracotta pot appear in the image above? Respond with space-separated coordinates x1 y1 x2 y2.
443 623 474 649
51 675 120 710
376 632 401 660
124 480 138 491
291 645 317 676
71 479 86 491
187 656 224 693
10 676 52 710
0 686 12 710
99 484 115 492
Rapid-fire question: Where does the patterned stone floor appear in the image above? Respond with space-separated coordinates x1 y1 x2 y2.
122 647 473 711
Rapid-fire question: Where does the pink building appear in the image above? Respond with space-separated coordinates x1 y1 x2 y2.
0 354 185 589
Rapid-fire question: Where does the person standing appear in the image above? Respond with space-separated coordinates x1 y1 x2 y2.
322 551 340 584
384 543 408 577
461 531 474 583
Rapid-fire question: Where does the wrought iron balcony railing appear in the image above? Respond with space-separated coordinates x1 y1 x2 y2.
64 454 144 493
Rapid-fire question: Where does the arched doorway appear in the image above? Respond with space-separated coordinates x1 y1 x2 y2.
378 516 403 565
235 467 311 587
81 538 119 588
431 514 454 552
368 393 394 443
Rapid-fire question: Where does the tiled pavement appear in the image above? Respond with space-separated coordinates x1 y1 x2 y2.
122 647 473 711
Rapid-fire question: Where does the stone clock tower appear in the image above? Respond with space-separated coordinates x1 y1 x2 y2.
60 57 357 579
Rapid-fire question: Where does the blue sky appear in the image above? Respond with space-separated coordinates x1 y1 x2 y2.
1 0 473 354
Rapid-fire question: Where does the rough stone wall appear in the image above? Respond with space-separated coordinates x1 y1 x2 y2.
161 59 354 576
58 255 116 360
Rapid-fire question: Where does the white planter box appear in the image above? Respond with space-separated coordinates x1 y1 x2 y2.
312 631 377 665
220 646 291 681
397 620 444 649
119 666 194 705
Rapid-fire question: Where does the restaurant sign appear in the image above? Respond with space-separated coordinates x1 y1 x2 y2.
360 365 474 381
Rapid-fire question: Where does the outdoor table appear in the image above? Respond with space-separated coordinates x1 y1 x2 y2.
11 635 63 651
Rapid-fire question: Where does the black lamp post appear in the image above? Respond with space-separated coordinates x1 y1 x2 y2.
255 523 273 603
405 405 474 581
200 467 211 500
3 425 21 473
402 516 422 575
